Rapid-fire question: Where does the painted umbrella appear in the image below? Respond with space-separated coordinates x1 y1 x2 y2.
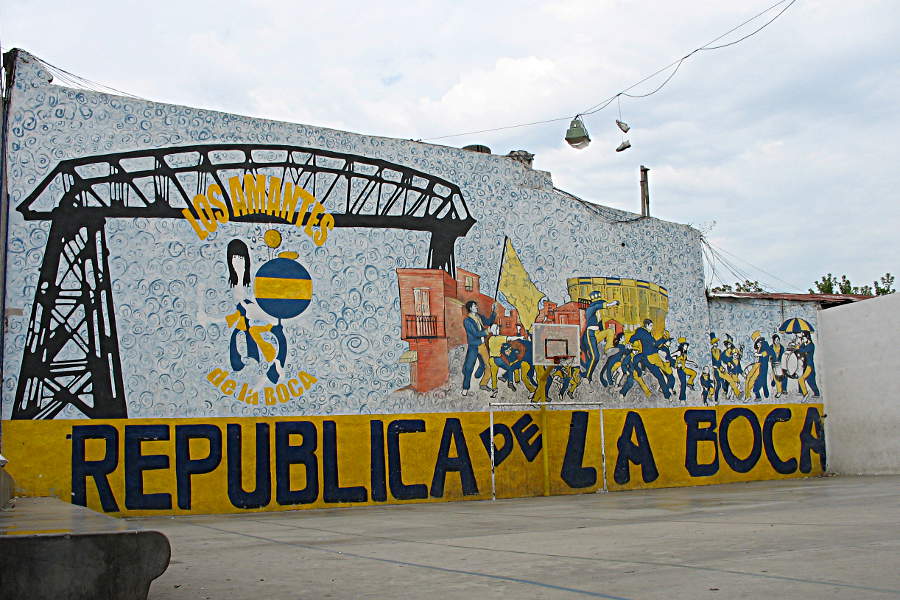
778 317 814 333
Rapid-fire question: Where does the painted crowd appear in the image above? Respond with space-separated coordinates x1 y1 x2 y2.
459 294 820 405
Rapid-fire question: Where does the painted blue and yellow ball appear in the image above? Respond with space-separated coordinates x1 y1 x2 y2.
254 257 312 320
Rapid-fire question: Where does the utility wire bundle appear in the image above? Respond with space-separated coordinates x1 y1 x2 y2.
424 0 798 151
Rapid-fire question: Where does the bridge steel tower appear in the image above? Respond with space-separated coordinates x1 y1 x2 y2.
13 144 476 419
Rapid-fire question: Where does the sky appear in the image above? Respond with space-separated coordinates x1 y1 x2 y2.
2 0 898 293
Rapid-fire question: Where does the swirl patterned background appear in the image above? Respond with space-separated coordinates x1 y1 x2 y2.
1 51 820 419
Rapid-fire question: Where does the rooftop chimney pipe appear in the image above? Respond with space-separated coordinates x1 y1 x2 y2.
640 165 650 217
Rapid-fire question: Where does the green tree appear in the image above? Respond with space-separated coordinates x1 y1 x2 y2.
874 273 895 295
809 272 894 296
711 279 764 293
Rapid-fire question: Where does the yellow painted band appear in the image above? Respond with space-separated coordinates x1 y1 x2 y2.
255 276 312 300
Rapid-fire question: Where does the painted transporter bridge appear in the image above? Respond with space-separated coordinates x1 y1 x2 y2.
13 144 475 420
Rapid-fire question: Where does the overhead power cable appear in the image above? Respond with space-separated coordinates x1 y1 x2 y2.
701 243 726 289
422 0 797 142
705 239 804 292
703 241 760 290
41 60 147 100
583 0 797 111
701 236 805 293
553 187 646 224
702 238 768 290
0 47 148 101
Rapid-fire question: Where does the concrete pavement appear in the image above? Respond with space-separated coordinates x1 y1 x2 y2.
135 475 900 599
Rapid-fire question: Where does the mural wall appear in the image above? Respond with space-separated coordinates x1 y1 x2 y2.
708 297 822 403
2 404 825 515
0 50 826 513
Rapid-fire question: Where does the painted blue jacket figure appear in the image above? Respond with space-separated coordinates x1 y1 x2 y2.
795 331 820 398
710 332 740 401
580 292 620 382
724 334 744 380
770 333 786 397
599 332 627 387
699 366 715 405
508 336 537 390
671 338 698 402
709 333 724 402
461 300 496 395
493 341 523 391
749 332 772 400
658 331 677 392
546 365 581 400
617 345 639 398
629 319 672 398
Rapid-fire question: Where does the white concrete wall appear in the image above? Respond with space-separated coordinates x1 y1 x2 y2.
819 293 900 474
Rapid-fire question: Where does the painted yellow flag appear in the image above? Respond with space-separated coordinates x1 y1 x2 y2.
498 238 545 330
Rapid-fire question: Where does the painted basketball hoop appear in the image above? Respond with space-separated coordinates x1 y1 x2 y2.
544 338 574 364
533 323 581 366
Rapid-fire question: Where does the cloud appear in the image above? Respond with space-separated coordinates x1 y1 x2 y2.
3 0 899 290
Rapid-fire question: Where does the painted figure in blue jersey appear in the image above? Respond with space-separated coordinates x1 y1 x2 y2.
617 345 639 398
599 331 627 387
629 319 672 398
795 331 820 398
710 332 740 401
710 333 724 402
580 291 619 382
461 300 496 395
699 366 716 405
671 338 698 402
508 334 537 391
748 332 772 400
657 330 677 392
545 365 580 400
493 341 523 391
723 334 745 389
770 333 786 397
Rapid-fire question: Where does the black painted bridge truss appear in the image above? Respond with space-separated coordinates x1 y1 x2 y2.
13 144 476 419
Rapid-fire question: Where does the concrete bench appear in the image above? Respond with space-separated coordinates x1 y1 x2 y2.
0 468 170 600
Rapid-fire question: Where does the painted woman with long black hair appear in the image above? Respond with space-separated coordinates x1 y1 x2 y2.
226 240 258 372
224 239 287 383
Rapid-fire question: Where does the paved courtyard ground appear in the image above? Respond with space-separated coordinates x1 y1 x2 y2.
135 475 900 599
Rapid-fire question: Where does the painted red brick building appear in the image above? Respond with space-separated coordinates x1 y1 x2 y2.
397 266 522 392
